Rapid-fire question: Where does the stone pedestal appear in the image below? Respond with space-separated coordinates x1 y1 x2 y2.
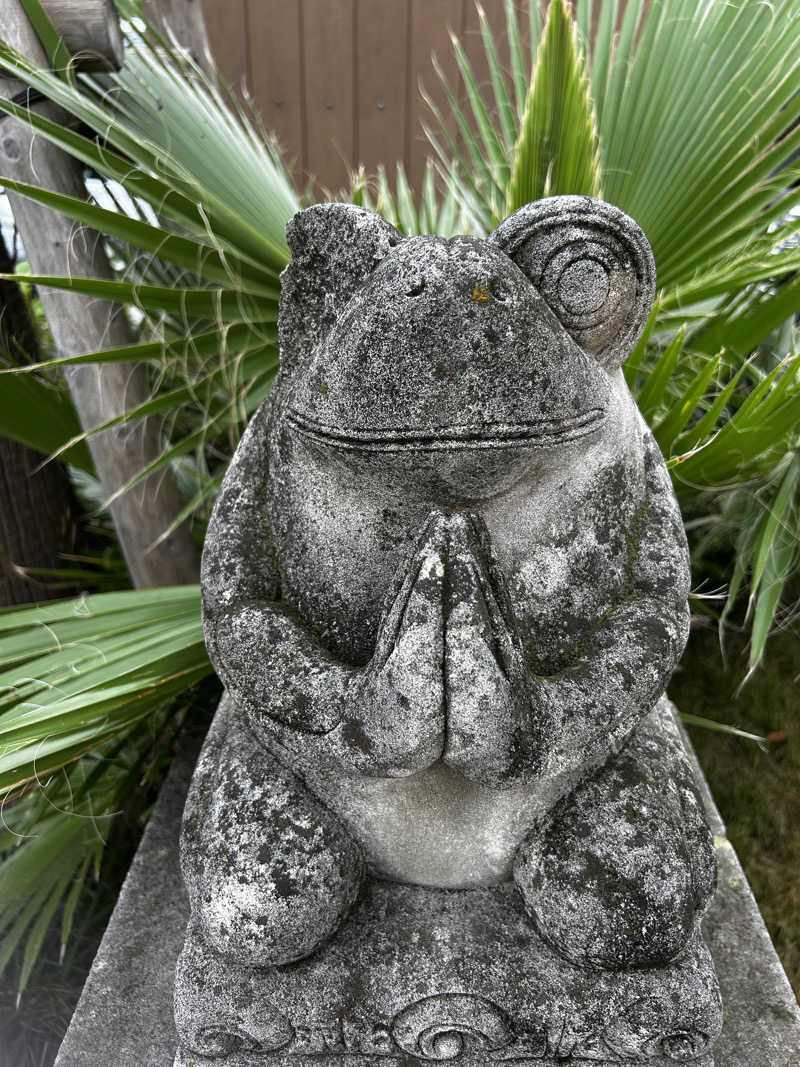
54 700 800 1067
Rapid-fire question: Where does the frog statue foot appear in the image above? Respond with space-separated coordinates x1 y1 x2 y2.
174 196 723 1065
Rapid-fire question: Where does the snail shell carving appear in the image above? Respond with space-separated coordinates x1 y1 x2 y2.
187 1012 294 1058
492 195 656 372
391 993 513 1061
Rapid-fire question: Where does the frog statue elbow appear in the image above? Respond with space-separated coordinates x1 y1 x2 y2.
175 196 722 1066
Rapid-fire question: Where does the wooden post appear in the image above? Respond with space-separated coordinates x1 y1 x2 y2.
39 0 124 70
0 0 200 587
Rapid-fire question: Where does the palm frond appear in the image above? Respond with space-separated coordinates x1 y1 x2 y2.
506 0 601 215
0 587 210 795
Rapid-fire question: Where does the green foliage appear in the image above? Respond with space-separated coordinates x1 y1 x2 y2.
0 365 93 470
506 0 601 213
0 587 211 995
350 160 472 238
0 587 210 795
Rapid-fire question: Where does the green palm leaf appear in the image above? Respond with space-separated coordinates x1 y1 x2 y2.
0 587 210 794
506 0 601 213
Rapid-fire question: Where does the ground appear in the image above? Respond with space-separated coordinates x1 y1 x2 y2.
0 626 798 1066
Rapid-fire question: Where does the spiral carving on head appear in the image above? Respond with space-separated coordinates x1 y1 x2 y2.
491 195 656 373
390 994 513 1061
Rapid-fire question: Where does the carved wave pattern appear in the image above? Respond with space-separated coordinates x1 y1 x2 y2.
185 992 712 1062
390 994 513 1060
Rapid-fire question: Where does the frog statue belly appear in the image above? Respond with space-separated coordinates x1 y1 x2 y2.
174 198 722 1066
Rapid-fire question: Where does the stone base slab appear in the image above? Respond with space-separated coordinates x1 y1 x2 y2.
174 880 719 1064
174 1055 714 1067
54 704 800 1067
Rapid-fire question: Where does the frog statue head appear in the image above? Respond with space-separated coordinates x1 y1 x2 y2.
264 197 662 673
276 197 655 501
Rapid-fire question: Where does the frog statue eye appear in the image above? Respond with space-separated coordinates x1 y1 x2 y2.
490 196 656 372
279 203 402 372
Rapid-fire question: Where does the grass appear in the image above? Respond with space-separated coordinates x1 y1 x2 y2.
671 623 800 995
0 869 122 1067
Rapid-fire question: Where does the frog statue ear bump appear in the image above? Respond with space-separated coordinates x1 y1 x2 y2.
491 196 656 372
279 203 402 373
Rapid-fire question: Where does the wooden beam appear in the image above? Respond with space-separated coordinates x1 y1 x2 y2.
248 0 303 179
0 0 200 587
40 0 123 70
302 0 356 195
407 0 465 193
200 0 246 89
356 0 409 180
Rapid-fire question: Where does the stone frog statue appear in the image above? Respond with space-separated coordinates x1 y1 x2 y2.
182 196 717 983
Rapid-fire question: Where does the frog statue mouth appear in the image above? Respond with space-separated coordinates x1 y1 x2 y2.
285 406 607 453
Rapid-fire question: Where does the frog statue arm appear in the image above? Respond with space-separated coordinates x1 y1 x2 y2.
200 392 349 734
447 422 691 790
201 205 447 776
200 389 447 776
536 424 690 778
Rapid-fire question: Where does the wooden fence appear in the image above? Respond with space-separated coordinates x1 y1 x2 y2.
201 0 533 196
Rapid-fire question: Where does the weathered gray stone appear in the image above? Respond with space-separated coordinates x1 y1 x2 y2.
53 700 800 1067
176 196 722 1061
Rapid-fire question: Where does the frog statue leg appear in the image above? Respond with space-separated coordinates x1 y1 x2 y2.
179 698 364 968
441 424 717 971
513 704 717 970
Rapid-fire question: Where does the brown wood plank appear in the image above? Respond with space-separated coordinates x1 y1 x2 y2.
407 0 466 194
302 0 356 195
249 0 305 179
356 0 409 180
202 0 248 91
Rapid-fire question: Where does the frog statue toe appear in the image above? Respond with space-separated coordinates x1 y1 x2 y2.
174 197 723 1066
